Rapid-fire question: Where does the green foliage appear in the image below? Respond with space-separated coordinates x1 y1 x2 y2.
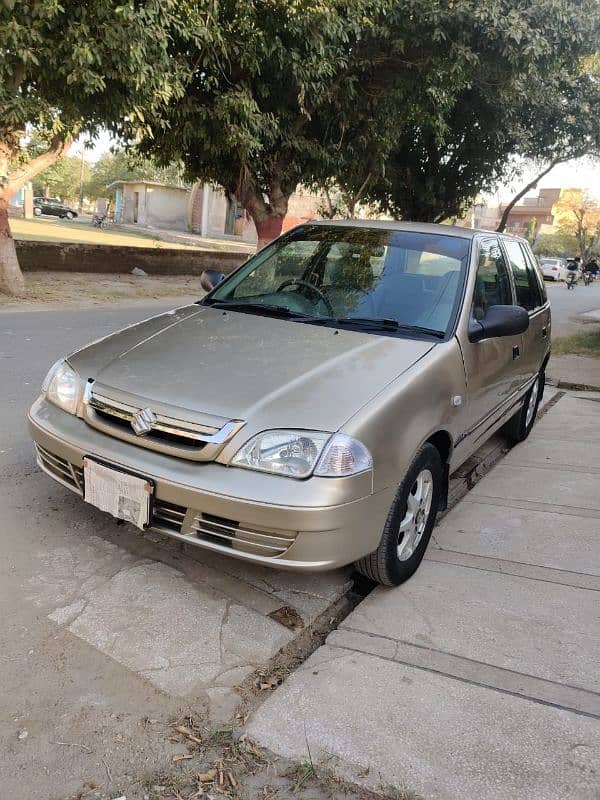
84 150 185 200
0 0 209 175
364 1 600 222
131 0 600 234
31 155 88 201
533 231 583 257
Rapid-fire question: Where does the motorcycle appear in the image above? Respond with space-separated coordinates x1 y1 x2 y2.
566 271 577 290
92 213 109 230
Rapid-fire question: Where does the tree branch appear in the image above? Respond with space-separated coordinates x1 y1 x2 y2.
496 158 564 233
6 135 72 194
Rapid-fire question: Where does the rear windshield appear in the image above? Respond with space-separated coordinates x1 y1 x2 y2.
210 225 471 336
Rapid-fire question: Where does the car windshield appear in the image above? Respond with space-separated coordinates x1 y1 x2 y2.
207 225 471 336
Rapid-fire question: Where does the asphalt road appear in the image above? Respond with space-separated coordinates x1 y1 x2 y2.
0 303 179 471
544 279 600 336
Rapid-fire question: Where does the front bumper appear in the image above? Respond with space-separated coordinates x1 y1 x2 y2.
28 397 393 570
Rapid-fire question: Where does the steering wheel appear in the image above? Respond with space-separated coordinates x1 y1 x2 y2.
276 279 334 315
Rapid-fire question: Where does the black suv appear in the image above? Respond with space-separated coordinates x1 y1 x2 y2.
33 197 78 220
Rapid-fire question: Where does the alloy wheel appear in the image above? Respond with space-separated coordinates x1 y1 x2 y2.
526 377 539 428
397 468 434 561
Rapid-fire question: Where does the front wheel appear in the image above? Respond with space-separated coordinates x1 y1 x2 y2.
65 211 74 220
33 207 42 216
355 443 443 586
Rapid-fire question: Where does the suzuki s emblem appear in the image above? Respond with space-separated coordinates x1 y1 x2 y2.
131 407 156 435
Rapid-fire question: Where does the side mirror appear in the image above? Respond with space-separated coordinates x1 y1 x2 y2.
200 269 226 292
468 305 529 343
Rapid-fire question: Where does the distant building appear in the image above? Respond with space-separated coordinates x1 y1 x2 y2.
500 188 562 237
188 182 324 243
107 179 324 244
468 202 501 230
108 180 191 232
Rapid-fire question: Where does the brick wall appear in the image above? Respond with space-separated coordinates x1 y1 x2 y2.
15 241 247 275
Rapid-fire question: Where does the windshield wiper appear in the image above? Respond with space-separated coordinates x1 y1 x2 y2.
332 317 445 338
205 300 312 319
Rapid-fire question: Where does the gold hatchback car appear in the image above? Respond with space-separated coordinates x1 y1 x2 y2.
29 222 550 585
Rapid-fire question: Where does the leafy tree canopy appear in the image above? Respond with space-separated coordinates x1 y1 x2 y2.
553 189 600 262
0 0 210 294
133 0 600 243
364 2 600 224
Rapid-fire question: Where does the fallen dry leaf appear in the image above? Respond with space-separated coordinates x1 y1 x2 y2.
197 769 217 783
268 606 304 630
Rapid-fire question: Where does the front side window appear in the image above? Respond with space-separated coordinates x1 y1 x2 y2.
209 226 471 336
472 239 513 321
503 239 542 311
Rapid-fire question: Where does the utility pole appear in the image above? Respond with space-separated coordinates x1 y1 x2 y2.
78 144 85 214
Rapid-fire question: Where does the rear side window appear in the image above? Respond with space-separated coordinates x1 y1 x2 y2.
503 239 543 311
521 243 547 303
473 239 513 321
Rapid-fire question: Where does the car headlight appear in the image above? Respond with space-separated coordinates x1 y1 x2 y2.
231 430 372 479
42 359 83 415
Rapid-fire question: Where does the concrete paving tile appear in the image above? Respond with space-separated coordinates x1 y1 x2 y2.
247 647 600 800
9 472 346 700
431 500 600 575
469 463 600 510
502 436 600 471
341 561 600 692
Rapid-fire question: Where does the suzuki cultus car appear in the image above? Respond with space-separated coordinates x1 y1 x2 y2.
29 222 550 585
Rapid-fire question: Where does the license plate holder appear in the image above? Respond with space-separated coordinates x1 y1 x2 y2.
83 457 154 530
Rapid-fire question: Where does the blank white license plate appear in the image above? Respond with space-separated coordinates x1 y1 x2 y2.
83 458 153 530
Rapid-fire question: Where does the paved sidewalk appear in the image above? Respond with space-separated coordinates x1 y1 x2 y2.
247 393 600 800
548 353 600 391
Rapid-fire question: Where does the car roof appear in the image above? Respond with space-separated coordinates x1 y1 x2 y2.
304 219 523 242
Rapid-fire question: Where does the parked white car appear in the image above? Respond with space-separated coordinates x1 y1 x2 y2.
539 257 567 281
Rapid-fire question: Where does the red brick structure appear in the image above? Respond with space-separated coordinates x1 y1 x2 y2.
500 188 561 237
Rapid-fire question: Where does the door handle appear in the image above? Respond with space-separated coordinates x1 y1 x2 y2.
513 345 520 360
542 327 548 338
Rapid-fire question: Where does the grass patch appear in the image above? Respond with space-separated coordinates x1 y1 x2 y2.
553 331 600 356
10 217 255 252
10 217 181 248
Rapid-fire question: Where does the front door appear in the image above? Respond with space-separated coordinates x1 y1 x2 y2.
133 191 139 223
459 237 523 451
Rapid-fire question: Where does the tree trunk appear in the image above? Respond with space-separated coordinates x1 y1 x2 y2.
497 160 561 233
0 134 71 296
0 195 25 296
254 214 285 251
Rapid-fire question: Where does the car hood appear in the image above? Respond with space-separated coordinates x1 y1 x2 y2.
69 305 435 431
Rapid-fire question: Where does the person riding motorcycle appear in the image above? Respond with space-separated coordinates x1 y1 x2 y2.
566 257 579 289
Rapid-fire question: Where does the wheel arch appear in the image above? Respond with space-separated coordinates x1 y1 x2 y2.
424 429 453 511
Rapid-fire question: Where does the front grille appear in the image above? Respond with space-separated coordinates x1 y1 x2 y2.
83 387 245 462
36 443 296 559
36 444 83 493
152 500 186 533
190 513 297 557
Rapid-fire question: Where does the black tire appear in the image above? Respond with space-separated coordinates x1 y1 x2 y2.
33 207 42 216
355 443 443 586
502 370 544 444
65 211 74 220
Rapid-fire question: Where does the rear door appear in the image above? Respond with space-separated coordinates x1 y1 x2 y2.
501 238 550 385
458 237 523 450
